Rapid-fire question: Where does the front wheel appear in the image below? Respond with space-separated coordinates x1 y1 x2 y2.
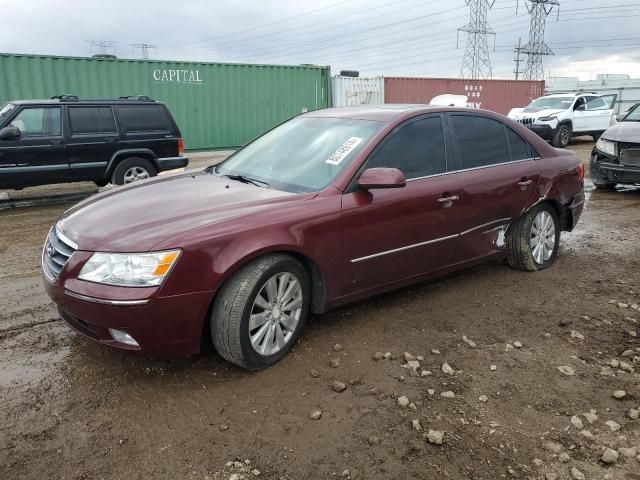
552 124 572 148
507 203 560 271
210 254 310 370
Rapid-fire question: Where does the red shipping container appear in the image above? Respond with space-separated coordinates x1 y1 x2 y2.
384 77 545 116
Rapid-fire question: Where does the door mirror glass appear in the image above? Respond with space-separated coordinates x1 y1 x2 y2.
0 125 20 140
358 167 406 190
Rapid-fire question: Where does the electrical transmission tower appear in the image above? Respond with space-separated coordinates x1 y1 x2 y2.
131 43 157 60
514 37 524 80
520 0 560 80
458 0 496 80
87 40 117 56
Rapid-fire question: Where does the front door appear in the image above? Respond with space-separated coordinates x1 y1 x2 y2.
447 114 541 261
0 106 67 187
340 114 463 295
573 95 617 133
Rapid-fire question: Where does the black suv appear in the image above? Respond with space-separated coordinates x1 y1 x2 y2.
0 95 188 189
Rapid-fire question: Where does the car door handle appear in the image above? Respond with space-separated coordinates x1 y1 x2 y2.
518 180 533 187
437 195 459 203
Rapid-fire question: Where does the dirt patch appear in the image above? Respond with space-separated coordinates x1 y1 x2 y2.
1 141 639 480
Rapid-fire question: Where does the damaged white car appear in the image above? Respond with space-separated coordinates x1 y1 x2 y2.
508 92 617 148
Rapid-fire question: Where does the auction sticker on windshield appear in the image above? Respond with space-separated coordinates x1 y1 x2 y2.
326 137 363 165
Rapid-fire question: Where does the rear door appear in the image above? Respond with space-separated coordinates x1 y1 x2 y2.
116 104 177 158
447 114 540 261
66 105 122 182
573 95 617 132
340 114 463 294
0 106 67 186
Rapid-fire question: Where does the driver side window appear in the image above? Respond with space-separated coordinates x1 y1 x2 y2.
366 116 447 179
10 107 61 137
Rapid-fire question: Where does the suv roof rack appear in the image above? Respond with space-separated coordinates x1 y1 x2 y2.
118 95 154 102
51 94 79 102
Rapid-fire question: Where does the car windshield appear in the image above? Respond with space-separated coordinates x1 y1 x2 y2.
527 97 574 110
621 104 640 122
0 103 15 121
213 117 383 193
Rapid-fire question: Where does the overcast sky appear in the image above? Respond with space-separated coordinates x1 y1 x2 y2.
1 0 639 80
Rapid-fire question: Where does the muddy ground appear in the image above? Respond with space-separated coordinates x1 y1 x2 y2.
1 139 639 480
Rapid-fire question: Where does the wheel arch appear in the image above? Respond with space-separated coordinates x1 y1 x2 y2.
104 149 159 179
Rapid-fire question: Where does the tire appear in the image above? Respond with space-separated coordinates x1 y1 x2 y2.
507 203 560 272
111 157 157 186
552 124 572 148
210 254 311 370
593 181 616 190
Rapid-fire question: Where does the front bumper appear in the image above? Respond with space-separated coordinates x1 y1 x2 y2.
157 156 189 172
591 151 640 184
526 124 554 140
44 275 214 359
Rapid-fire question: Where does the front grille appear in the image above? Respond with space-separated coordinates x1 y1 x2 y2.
619 143 640 167
516 117 534 125
42 228 77 281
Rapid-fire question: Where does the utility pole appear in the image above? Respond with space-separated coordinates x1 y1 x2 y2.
130 43 157 60
519 0 560 80
458 0 496 79
514 37 524 80
87 40 117 56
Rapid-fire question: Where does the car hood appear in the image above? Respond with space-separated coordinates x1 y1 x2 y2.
57 171 313 252
602 121 640 143
510 107 564 119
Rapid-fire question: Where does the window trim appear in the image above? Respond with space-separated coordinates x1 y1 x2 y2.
67 105 118 137
345 113 450 193
9 105 63 138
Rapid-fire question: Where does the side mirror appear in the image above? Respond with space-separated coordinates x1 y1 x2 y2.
0 126 20 140
358 167 406 190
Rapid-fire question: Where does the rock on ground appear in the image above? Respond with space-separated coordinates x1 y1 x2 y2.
426 430 444 445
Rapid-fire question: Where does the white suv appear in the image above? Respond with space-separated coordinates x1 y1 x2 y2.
508 93 617 148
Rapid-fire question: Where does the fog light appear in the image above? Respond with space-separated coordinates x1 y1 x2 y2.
108 328 139 347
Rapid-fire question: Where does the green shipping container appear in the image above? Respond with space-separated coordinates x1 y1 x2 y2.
0 53 331 150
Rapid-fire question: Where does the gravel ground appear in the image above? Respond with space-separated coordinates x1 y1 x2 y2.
0 139 639 480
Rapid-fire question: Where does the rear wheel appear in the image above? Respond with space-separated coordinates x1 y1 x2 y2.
552 124 572 148
111 157 157 186
210 254 310 370
507 203 560 272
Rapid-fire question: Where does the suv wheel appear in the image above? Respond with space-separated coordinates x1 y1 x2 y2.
112 157 157 185
552 124 572 148
211 254 310 370
507 203 560 272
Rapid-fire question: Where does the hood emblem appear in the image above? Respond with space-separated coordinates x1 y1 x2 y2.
47 243 55 257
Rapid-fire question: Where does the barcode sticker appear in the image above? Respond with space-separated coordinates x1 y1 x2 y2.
326 137 363 166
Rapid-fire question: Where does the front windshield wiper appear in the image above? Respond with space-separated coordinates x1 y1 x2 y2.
208 165 270 188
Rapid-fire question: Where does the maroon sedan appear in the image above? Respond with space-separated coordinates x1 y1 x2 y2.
42 105 584 370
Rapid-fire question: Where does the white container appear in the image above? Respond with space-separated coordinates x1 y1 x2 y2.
332 76 384 107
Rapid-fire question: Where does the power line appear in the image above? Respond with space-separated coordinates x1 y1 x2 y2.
130 43 157 60
458 0 496 79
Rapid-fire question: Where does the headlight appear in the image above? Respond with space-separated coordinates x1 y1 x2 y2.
595 138 617 157
538 115 557 122
78 250 180 287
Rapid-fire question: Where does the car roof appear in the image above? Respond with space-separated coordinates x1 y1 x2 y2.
302 104 454 122
8 99 163 106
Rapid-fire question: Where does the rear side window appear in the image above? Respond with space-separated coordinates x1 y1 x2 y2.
450 115 510 169
366 116 447 179
10 107 61 136
505 127 534 161
69 107 117 135
118 105 171 132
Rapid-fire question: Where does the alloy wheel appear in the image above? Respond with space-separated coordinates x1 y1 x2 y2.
530 210 556 264
123 166 150 184
249 272 303 356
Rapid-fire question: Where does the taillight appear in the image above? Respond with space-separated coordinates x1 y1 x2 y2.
177 137 184 156
577 161 584 180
